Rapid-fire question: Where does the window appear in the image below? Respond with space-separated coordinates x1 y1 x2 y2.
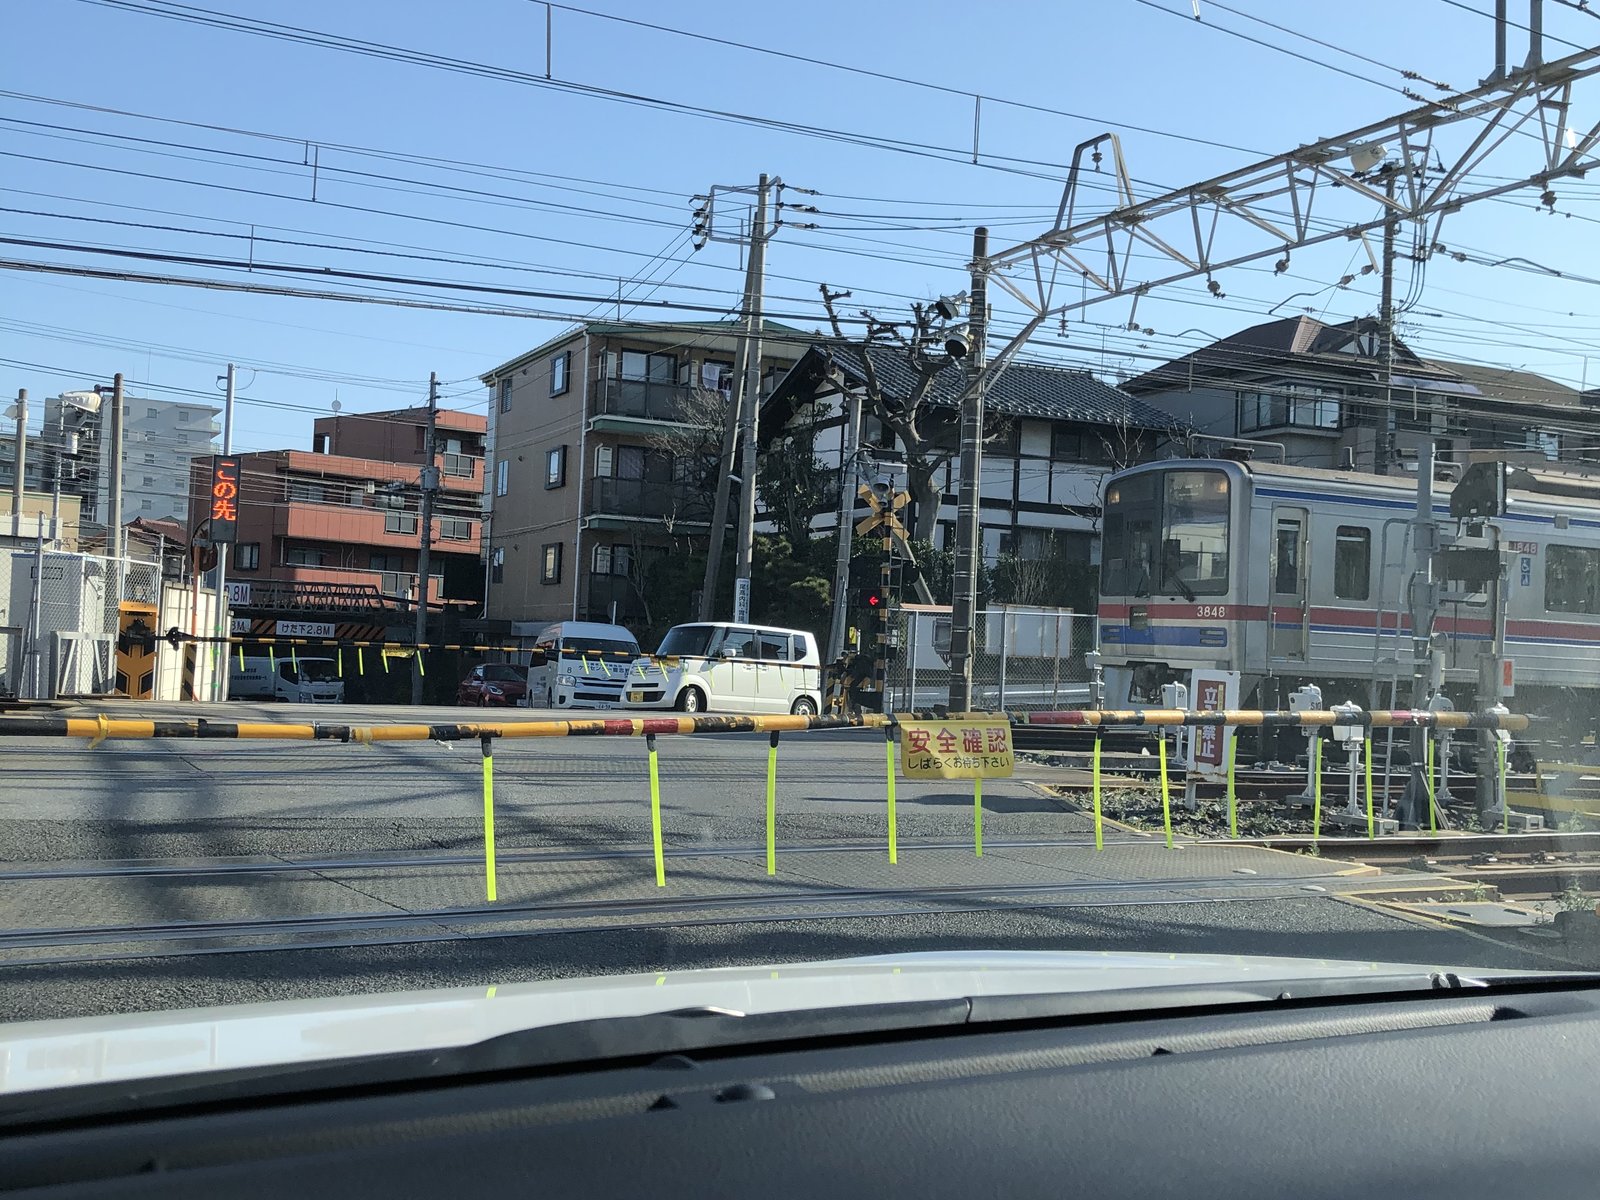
285 545 326 566
384 510 419 535
235 543 260 571
175 432 188 444
142 475 155 487
442 451 474 477
545 445 567 488
1239 385 1341 433
179 410 191 422
1273 519 1301 596
620 350 677 385
541 542 563 584
495 459 509 497
715 627 758 659
658 625 714 657
369 552 405 572
143 452 156 464
146 407 159 419
440 516 472 540
1101 470 1230 597
594 444 614 476
1051 428 1111 463
140 498 152 510
550 351 570 397
288 481 324 503
758 632 794 661
1333 526 1371 600
498 378 513 413
592 543 633 576
1547 545 1600 614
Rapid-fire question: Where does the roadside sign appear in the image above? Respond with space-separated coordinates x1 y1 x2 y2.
900 720 1014 779
230 617 250 634
208 456 240 544
225 581 249 605
275 620 334 638
1502 658 1515 698
1189 670 1240 782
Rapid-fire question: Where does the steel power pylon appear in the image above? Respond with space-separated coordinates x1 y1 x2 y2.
943 38 1600 717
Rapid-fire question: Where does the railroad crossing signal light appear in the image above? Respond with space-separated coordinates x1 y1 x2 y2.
858 587 884 610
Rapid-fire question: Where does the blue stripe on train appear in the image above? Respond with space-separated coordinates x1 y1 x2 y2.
1101 626 1228 647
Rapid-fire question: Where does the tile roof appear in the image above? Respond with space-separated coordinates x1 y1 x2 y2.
819 343 1178 430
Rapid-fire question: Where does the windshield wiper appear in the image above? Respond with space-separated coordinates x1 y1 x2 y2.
1160 547 1197 602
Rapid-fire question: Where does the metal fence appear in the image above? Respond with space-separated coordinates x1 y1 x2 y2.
886 606 1098 713
0 547 161 699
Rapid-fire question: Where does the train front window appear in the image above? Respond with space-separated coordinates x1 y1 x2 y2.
1101 474 1159 596
1162 470 1230 597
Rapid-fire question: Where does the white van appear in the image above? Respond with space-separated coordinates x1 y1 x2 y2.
625 623 823 715
229 656 345 704
523 621 643 709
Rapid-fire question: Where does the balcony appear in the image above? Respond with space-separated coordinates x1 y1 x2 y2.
586 477 709 529
437 451 483 493
279 502 481 554
589 379 702 430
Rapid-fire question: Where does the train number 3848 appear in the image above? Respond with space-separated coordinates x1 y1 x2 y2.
1196 605 1228 619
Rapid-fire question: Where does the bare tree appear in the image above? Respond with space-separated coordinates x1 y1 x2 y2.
819 285 965 542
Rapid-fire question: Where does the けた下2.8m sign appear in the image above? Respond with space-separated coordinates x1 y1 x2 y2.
209 456 240 544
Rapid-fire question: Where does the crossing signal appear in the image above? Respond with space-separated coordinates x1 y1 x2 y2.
858 587 884 610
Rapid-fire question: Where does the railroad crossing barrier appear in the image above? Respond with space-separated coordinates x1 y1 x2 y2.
0 707 1538 901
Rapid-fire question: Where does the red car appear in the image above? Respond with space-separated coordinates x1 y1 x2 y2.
456 663 528 707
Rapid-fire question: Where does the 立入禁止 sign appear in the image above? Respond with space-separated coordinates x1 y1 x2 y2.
900 721 1013 779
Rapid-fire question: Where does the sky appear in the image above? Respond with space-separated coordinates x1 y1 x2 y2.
4 0 1600 454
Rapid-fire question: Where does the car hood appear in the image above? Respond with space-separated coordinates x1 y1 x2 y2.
0 950 1537 1096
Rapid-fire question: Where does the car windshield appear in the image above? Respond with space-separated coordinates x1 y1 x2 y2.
8 0 1600 1109
656 626 715 657
560 638 640 660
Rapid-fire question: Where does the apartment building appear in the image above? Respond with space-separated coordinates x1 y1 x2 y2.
479 319 806 627
41 390 221 528
187 407 486 605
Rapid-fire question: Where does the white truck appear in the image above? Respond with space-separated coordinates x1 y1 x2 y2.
229 656 345 703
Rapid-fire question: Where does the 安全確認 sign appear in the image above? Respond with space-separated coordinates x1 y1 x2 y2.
900 721 1014 779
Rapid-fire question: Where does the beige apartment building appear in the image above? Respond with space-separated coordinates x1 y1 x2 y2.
479 319 805 630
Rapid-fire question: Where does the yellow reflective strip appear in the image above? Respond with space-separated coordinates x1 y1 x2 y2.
884 728 898 865
483 747 498 903
1226 732 1238 839
973 778 983 857
1092 733 1103 852
1364 736 1375 839
766 734 778 877
1158 735 1173 849
647 737 665 888
1312 737 1323 842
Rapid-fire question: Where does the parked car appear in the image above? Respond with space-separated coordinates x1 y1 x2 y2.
457 663 529 707
625 623 823 714
522 621 642 709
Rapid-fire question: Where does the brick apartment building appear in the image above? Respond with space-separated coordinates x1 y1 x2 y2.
188 406 487 604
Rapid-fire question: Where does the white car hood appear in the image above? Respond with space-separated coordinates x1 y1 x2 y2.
0 950 1523 1097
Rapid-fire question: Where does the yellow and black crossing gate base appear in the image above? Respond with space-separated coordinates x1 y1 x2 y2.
115 602 159 700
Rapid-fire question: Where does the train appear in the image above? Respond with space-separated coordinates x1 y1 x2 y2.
1095 455 1600 749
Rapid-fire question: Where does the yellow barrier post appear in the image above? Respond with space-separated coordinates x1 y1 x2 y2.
480 734 498 903
1364 735 1375 839
1312 736 1323 842
1425 737 1437 834
358 646 366 676
884 723 898 865
973 778 983 857
416 649 426 677
267 645 275 670
766 731 778 877
646 732 665 887
1498 737 1509 834
290 645 298 672
1091 733 1104 852
1157 734 1174 849
337 647 344 677
236 643 244 671
1226 732 1238 839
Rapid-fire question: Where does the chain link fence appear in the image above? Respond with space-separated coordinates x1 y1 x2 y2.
0 548 161 699
886 606 1097 713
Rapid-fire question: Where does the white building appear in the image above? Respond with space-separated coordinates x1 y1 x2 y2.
42 391 221 530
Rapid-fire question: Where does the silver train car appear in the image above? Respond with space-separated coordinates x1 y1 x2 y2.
1096 457 1600 741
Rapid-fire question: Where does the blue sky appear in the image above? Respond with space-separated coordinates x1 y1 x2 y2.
4 0 1600 452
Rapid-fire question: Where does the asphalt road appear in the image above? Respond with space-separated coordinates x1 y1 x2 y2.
0 700 1589 1021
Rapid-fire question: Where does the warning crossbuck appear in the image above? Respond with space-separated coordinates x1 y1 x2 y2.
900 720 1014 779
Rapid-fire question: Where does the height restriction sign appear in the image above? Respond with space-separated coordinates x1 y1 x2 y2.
209 456 240 544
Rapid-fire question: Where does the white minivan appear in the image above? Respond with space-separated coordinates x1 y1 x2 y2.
625 623 823 715
523 621 642 709
229 656 345 703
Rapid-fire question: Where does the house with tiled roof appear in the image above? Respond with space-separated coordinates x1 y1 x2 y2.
1122 315 1600 471
763 341 1180 569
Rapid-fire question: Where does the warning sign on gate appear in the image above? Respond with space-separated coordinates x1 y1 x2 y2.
900 720 1014 779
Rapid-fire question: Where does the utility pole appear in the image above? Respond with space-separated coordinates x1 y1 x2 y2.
412 372 440 705
1376 167 1398 475
11 389 26 539
947 227 988 714
107 372 124 561
210 364 236 701
698 330 751 621
826 387 861 663
731 174 771 625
